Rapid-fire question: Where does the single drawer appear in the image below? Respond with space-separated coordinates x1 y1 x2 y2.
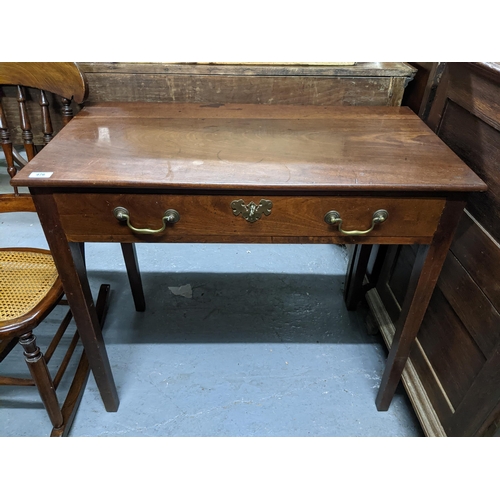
54 192 446 244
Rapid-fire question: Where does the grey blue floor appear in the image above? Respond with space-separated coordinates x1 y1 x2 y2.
0 161 423 437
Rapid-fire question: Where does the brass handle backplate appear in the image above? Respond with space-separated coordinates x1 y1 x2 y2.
324 209 388 236
113 206 180 234
231 199 273 223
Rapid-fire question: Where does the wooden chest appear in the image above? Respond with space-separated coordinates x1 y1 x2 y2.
78 62 415 106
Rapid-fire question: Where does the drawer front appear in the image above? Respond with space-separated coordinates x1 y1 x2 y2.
54 193 446 244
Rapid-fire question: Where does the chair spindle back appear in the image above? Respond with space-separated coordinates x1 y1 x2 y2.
0 63 88 214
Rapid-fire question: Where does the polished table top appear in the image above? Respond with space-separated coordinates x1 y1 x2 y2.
12 103 486 193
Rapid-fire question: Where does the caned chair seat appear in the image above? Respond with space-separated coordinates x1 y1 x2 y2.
0 249 63 337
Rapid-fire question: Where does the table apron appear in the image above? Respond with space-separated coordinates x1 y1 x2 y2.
51 192 446 245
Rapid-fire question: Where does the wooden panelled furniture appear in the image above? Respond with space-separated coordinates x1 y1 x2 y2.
11 102 486 422
363 62 500 436
401 62 446 121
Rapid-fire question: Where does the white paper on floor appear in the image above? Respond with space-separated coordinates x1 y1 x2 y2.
168 284 193 298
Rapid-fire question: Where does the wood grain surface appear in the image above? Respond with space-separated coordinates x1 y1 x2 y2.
12 103 487 193
77 63 416 108
52 192 445 244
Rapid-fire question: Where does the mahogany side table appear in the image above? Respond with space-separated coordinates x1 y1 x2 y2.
12 103 487 414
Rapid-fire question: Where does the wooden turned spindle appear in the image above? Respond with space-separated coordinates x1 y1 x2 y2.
16 85 35 161
39 90 53 144
19 331 43 363
0 96 18 194
19 331 64 428
61 97 74 124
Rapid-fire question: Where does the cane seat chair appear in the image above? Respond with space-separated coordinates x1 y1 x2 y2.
0 62 145 311
0 63 143 435
0 252 109 436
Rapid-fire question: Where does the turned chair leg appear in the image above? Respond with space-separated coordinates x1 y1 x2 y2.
19 331 63 429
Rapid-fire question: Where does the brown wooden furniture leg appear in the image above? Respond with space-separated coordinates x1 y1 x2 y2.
376 199 466 410
31 190 119 412
344 244 373 311
120 243 146 312
51 284 110 437
79 242 85 264
20 331 64 428
80 241 145 312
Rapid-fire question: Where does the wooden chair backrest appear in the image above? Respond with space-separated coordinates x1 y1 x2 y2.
0 63 88 214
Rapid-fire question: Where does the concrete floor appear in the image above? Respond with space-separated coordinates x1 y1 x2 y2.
0 160 423 437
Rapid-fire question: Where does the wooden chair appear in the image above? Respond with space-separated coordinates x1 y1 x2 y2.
0 63 141 436
0 62 146 311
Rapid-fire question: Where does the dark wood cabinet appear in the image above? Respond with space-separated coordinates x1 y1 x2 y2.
366 62 500 436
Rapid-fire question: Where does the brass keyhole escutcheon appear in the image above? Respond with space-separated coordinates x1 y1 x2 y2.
231 199 273 223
